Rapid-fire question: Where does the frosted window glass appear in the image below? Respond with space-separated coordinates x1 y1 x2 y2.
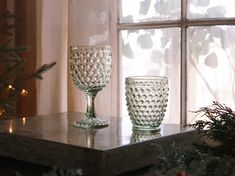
119 0 181 23
187 26 235 123
188 0 235 19
120 28 181 124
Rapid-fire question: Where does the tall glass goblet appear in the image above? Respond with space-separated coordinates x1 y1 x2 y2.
69 46 112 128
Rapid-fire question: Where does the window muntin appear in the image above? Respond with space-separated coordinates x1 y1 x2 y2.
119 0 235 124
120 0 181 23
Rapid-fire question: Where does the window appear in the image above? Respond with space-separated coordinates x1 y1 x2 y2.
118 0 235 125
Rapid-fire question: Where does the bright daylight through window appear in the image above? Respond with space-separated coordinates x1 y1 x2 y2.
118 0 235 125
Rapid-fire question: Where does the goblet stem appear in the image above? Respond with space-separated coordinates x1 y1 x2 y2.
73 89 109 128
85 91 98 118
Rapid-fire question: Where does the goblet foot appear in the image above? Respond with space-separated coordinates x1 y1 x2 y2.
73 117 109 129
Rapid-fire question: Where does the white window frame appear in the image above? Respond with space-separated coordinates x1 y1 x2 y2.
117 0 235 125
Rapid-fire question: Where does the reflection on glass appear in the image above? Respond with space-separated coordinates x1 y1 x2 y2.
22 117 26 126
119 0 181 23
9 122 13 134
188 0 235 19
187 26 235 123
120 28 180 124
9 126 13 133
85 129 97 148
130 130 161 143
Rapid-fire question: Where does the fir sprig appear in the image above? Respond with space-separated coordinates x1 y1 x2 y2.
0 11 56 118
154 101 235 176
188 101 235 150
155 143 205 176
16 168 83 176
0 11 15 19
28 62 57 80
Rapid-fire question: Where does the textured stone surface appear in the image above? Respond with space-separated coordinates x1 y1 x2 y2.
0 112 194 176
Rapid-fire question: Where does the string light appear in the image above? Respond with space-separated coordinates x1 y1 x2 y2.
6 85 29 96
8 84 15 90
20 89 28 96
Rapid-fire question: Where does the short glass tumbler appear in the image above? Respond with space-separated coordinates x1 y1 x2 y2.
125 76 169 131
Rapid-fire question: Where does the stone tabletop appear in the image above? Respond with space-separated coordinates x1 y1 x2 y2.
0 112 194 176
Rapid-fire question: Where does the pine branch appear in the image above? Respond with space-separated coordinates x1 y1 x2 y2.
0 29 13 36
0 11 15 36
0 10 56 119
0 11 15 19
0 98 15 109
0 46 29 53
0 54 22 62
188 101 235 150
16 168 83 176
0 39 12 49
26 61 56 80
0 23 16 33
0 60 24 81
6 51 26 62
0 39 29 63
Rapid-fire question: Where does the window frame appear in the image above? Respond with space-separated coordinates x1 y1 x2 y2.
117 0 235 125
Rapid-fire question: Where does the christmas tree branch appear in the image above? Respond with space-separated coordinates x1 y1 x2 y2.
188 101 235 150
0 46 29 53
25 61 57 80
0 11 15 19
0 10 56 118
0 39 12 49
0 60 24 81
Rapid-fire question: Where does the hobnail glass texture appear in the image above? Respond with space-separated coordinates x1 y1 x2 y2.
130 130 161 143
70 46 112 128
70 46 112 91
125 76 169 131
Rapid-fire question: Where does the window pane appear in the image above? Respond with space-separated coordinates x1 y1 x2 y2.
187 26 235 123
120 28 181 124
188 0 235 19
119 0 181 23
